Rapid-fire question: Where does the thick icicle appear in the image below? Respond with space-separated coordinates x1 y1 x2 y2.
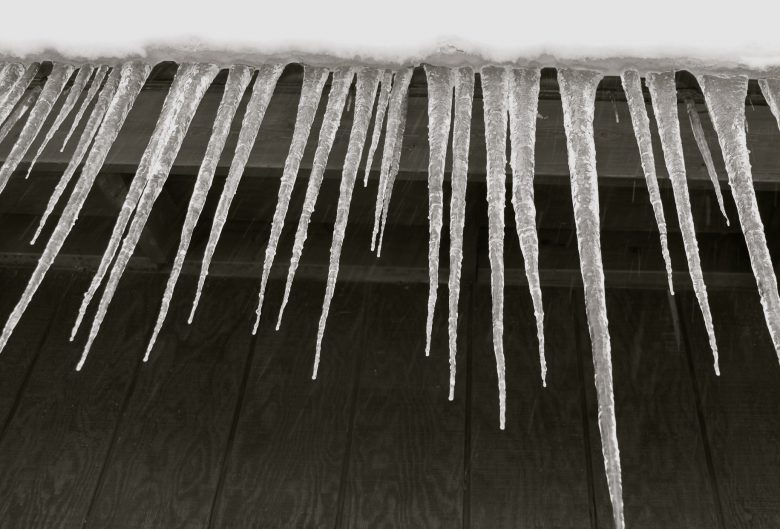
145 65 253 359
620 70 675 294
0 62 39 127
0 63 75 193
646 72 719 373
62 65 110 150
0 86 41 144
684 95 730 224
422 65 453 357
0 62 150 354
363 70 393 187
314 68 381 378
508 67 546 385
371 68 413 252
558 68 624 529
447 67 474 401
0 63 26 114
704 75 780 363
480 66 508 430
32 68 121 244
189 64 284 323
25 65 96 178
276 67 355 330
78 63 219 369
251 66 328 334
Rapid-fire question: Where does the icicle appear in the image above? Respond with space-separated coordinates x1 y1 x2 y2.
189 64 284 323
371 68 413 252
251 65 328 334
558 68 624 529
761 78 780 130
145 65 253 359
31 68 121 244
704 75 780 364
620 70 675 294
0 62 39 127
646 72 719 374
0 63 75 193
508 67 546 386
0 61 150 354
276 67 355 330
0 86 41 144
363 70 393 187
25 65 96 178
447 67 474 401
684 95 730 224
480 66 508 431
422 65 453 357
78 63 219 369
314 68 381 378
62 65 110 150
0 63 26 114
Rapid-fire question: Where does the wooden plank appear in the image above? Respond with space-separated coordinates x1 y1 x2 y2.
469 286 594 528
340 282 465 529
210 279 365 528
680 289 780 529
82 275 256 528
0 272 161 529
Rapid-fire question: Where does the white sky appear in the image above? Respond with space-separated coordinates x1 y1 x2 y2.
2 0 780 68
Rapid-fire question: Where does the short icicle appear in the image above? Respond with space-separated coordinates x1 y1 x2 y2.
62 65 110 150
646 71 719 374
0 62 39 127
558 68 624 529
363 70 394 187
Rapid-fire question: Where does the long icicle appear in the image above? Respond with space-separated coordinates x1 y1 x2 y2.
422 65 453 357
314 68 381 378
704 74 780 364
189 64 285 323
25 65 95 178
508 67 546 386
0 62 39 127
0 63 75 193
647 71 719 374
480 66 508 430
276 67 355 330
31 67 120 244
447 67 474 400
363 70 393 187
62 65 110 150
558 68 624 529
0 86 41 144
78 63 219 369
620 70 675 294
0 63 26 114
684 95 730 224
145 65 253 359
251 65 328 334
0 61 150 354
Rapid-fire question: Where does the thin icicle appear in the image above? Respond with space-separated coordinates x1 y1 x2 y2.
251 65 328 334
705 75 780 364
314 68 381 378
371 68 413 252
25 65 95 178
447 67 474 401
480 66 508 431
189 64 284 323
0 63 74 193
31 68 121 244
78 63 219 369
684 95 730 224
62 65 110 150
508 67 546 386
145 65 253 359
0 86 41 144
422 65 453 357
0 61 150 354
363 70 393 187
558 68 624 529
620 70 675 294
0 62 39 127
276 67 355 330
0 63 26 114
646 72 719 374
